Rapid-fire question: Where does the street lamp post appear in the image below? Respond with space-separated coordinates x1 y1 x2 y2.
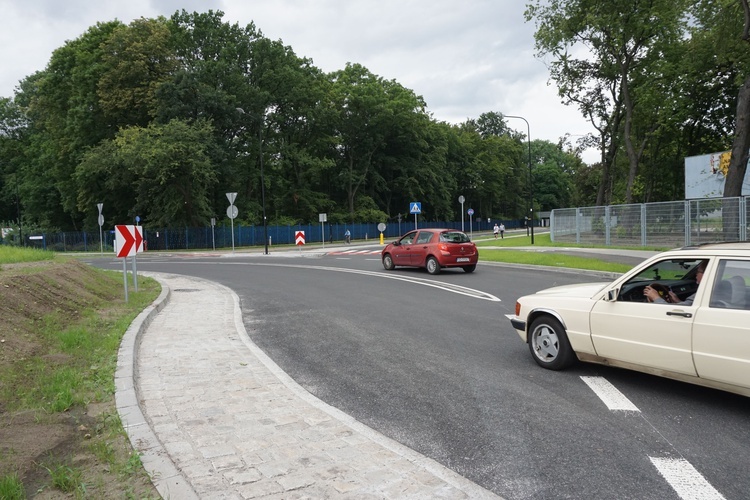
237 107 269 254
259 120 268 255
504 115 534 245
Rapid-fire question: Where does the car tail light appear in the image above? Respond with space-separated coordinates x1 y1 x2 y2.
515 301 521 316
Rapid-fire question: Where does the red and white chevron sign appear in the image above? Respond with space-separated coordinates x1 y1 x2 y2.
295 230 305 246
115 225 144 258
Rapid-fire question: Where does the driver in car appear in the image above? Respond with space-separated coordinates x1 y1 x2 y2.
644 261 706 305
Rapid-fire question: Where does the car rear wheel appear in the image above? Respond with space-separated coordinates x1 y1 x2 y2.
528 316 575 370
462 264 476 273
382 254 395 270
426 256 441 275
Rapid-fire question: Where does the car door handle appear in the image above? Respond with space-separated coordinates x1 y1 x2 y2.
666 311 692 318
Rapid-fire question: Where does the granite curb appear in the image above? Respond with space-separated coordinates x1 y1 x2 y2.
115 277 200 499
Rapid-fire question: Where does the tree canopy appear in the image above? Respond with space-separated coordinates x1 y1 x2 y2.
1 5 747 235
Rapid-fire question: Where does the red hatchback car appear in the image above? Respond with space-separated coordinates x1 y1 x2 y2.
381 228 479 274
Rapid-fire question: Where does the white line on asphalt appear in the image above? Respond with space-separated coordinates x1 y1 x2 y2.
649 457 726 500
188 261 501 301
580 376 640 411
581 377 725 499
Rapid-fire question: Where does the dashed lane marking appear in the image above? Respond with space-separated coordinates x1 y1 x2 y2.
649 457 725 500
580 376 639 411
580 376 726 500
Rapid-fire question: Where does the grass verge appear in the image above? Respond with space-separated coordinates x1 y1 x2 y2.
0 248 160 498
0 246 55 266
475 232 654 273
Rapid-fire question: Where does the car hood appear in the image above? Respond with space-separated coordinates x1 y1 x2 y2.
533 282 607 298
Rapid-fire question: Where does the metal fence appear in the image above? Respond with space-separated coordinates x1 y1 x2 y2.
13 217 530 253
551 197 749 247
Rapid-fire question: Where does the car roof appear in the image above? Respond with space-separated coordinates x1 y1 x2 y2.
679 242 750 251
415 228 460 233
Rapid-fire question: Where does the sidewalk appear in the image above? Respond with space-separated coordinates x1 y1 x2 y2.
115 273 501 499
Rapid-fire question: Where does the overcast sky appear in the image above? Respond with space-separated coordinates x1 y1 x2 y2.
1 0 598 162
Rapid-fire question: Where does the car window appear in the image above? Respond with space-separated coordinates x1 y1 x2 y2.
399 232 416 245
618 258 706 302
628 259 703 282
440 231 469 243
416 232 434 244
711 259 750 309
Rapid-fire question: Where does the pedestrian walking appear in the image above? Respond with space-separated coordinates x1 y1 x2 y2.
493 223 499 239
344 229 351 244
499 222 505 239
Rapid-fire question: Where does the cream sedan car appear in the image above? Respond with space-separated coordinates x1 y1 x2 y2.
507 243 750 397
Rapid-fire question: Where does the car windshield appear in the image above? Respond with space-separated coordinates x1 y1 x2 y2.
440 231 470 243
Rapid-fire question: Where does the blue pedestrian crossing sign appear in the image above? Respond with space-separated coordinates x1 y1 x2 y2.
410 202 422 214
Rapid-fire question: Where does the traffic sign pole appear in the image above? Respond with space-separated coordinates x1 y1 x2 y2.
458 196 465 232
226 192 238 253
122 258 129 303
97 203 104 254
409 201 422 230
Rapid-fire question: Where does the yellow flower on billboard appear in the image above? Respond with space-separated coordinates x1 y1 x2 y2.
709 151 731 176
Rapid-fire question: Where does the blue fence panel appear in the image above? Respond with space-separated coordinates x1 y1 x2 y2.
30 218 529 253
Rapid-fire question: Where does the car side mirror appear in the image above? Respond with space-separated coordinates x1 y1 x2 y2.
606 289 619 302
392 240 401 246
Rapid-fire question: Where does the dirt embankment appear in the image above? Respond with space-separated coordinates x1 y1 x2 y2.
0 259 158 498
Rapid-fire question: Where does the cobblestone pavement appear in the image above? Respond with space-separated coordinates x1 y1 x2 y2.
116 272 501 499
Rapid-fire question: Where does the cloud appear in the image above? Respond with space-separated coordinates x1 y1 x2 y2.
0 0 599 162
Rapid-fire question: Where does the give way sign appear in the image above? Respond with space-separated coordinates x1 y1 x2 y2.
115 225 144 258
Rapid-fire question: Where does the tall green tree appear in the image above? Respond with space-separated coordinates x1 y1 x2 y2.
75 119 217 228
328 63 428 219
526 0 691 205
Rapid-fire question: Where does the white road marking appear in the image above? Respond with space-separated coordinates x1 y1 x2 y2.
581 377 725 499
580 376 640 412
649 457 726 500
167 261 501 301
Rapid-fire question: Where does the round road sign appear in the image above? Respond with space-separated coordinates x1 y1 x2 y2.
227 205 238 219
377 222 386 232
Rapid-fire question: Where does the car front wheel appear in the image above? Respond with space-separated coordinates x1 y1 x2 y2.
426 256 441 275
528 316 575 370
383 254 395 270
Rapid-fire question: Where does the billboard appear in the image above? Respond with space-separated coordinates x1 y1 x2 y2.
684 150 750 199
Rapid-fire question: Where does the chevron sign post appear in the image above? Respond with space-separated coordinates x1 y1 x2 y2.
115 225 144 301
295 230 305 246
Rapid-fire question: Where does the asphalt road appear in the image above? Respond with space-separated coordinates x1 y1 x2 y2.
87 249 750 499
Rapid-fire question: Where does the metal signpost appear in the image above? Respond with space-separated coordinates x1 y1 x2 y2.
97 203 104 254
211 217 216 250
319 213 327 248
410 202 422 230
468 208 474 238
295 230 305 253
115 225 143 302
458 195 465 232
226 192 238 253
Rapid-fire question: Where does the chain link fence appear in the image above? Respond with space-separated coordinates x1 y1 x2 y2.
551 197 749 248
